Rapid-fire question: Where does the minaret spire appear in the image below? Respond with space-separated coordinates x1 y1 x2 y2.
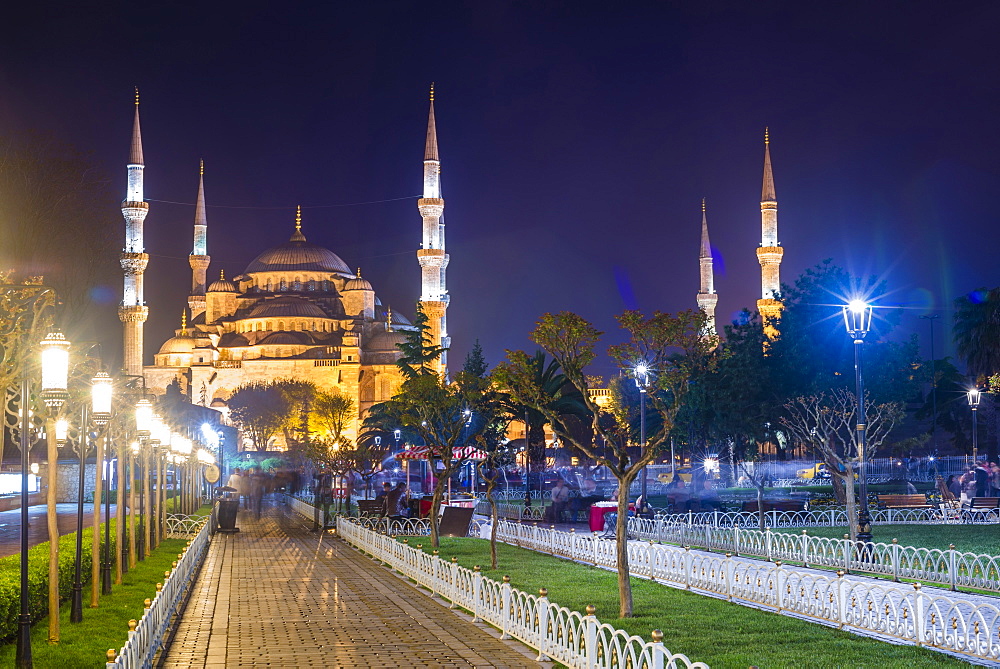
696 199 718 342
756 127 784 339
120 89 150 376
417 84 449 374
188 159 211 319
290 205 306 242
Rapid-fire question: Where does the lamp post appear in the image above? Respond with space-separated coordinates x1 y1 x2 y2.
40 329 70 645
134 398 152 560
843 299 874 547
90 372 112 601
633 363 650 501
968 388 981 463
70 404 89 623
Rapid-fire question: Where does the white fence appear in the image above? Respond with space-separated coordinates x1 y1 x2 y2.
648 506 995 528
165 512 210 537
108 517 211 668
627 516 1000 594
495 521 1000 665
338 517 707 669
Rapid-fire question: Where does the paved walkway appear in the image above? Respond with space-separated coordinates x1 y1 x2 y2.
160 500 543 668
0 502 117 558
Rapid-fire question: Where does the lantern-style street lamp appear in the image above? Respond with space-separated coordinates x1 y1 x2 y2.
968 388 981 463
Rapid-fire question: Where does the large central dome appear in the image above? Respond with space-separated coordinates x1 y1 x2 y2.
244 222 352 276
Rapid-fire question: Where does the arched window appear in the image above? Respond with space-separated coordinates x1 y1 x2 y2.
278 321 285 331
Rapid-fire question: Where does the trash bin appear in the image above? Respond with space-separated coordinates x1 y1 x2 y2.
216 486 240 533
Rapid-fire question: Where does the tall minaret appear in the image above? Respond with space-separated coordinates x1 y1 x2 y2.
416 83 449 373
119 88 150 376
188 159 211 319
696 199 718 340
756 128 783 338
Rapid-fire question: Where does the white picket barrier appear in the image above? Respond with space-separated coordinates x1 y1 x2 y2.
627 515 1000 594
108 519 211 668
337 517 707 668
494 520 1000 664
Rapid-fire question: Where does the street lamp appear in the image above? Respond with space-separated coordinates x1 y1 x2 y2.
40 329 70 646
90 372 112 598
968 388 981 463
70 404 90 623
135 398 153 560
843 299 874 548
633 362 651 500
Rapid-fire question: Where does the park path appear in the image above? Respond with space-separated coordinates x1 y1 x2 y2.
159 500 543 668
0 502 117 558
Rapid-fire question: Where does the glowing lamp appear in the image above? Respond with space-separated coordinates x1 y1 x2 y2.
135 398 154 436
842 299 873 339
91 372 113 425
968 388 982 408
55 418 70 445
40 331 70 407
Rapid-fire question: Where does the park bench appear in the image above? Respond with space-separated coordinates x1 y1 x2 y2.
741 500 805 513
876 494 932 509
962 497 1000 523
356 499 385 517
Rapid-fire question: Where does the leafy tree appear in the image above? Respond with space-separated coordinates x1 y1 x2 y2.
463 339 488 378
228 382 291 451
496 309 714 618
781 390 904 541
367 371 488 547
311 389 356 444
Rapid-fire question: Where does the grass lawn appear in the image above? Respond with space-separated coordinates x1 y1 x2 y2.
0 538 189 667
401 537 971 668
776 524 1000 555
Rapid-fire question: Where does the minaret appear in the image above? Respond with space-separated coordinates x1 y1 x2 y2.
756 128 783 338
119 88 150 376
416 83 449 373
696 199 718 340
188 159 211 319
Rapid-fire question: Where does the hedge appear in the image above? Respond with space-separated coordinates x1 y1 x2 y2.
0 524 119 641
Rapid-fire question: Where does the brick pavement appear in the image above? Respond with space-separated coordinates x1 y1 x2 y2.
160 499 543 668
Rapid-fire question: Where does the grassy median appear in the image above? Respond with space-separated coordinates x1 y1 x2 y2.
403 536 970 668
0 538 189 667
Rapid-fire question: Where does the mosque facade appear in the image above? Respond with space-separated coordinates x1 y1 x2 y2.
123 92 448 447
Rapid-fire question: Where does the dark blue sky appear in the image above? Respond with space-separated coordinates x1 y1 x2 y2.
2 1 998 377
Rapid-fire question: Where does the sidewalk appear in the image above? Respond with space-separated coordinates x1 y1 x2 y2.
0 502 117 558
159 499 543 668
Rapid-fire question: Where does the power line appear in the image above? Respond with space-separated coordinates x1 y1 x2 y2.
146 194 420 210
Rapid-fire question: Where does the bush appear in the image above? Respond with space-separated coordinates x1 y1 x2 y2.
0 525 117 641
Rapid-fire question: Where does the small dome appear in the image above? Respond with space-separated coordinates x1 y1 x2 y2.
248 297 328 319
258 331 313 346
366 329 408 352
208 277 238 292
158 334 195 355
218 332 250 347
381 306 412 327
344 269 373 292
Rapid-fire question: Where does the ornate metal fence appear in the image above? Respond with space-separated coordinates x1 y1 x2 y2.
338 518 707 669
495 521 1000 665
107 517 211 668
165 512 210 537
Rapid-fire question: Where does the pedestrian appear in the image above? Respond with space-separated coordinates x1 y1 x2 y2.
974 461 990 497
947 474 962 500
376 481 392 516
385 482 406 519
991 463 1000 496
550 479 570 522
249 469 266 518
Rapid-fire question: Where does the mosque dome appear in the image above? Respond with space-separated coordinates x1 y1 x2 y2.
366 329 408 351
248 296 328 319
158 333 195 355
344 269 373 292
244 210 351 275
258 331 313 346
208 270 238 292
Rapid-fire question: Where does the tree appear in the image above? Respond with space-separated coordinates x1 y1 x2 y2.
367 371 488 547
495 309 714 618
395 303 448 380
227 382 291 451
954 288 1000 383
781 390 904 541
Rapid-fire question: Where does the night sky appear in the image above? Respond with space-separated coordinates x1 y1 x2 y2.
2 2 998 378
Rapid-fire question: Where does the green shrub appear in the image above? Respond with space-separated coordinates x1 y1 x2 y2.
0 524 118 641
